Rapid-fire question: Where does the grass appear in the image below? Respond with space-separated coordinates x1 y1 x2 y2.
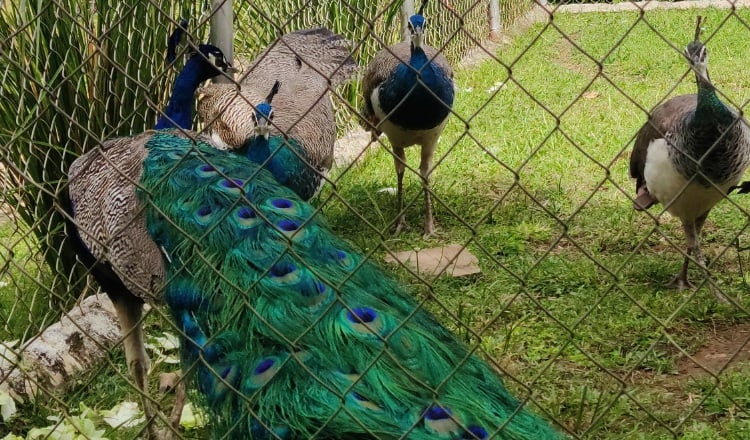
3 5 750 440
318 7 750 439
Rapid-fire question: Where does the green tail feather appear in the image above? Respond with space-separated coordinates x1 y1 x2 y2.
137 130 563 439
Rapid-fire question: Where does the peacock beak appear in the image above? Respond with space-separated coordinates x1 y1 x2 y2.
411 28 424 48
255 119 270 140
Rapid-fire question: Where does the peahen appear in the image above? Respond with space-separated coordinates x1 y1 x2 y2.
629 17 750 299
197 27 358 199
66 107 563 440
231 80 325 200
63 21 233 439
361 0 455 237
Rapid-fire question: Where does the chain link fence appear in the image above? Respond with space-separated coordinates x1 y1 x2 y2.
2 0 750 438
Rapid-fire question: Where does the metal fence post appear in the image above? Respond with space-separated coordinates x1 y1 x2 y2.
401 0 416 41
489 0 502 41
210 0 234 84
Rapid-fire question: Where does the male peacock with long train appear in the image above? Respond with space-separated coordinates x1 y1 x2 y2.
69 89 563 440
63 20 234 439
66 25 562 440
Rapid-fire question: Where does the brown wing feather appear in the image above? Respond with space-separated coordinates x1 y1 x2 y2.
630 94 697 193
68 132 165 302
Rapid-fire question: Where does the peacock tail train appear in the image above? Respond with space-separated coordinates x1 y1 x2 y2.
137 130 562 439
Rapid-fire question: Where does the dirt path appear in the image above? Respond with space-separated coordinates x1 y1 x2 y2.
675 323 750 380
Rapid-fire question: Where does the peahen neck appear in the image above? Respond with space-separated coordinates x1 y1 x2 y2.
693 70 732 125
154 56 212 130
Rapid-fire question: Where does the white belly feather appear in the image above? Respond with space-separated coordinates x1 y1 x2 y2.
644 138 733 220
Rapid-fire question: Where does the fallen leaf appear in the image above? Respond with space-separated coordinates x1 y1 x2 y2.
101 401 144 429
583 91 600 99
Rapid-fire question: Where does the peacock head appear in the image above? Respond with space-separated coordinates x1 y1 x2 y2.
685 16 709 83
193 44 236 79
252 81 281 141
408 15 426 48
408 0 429 48
166 19 236 80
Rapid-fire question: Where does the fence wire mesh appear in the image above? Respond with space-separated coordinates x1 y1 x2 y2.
1 0 750 438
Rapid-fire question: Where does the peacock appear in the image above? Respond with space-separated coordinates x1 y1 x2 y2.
63 20 234 439
65 15 559 439
361 0 455 237
66 79 563 438
629 17 750 299
154 20 236 130
196 27 358 200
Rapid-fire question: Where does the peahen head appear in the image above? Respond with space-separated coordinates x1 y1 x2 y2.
408 0 429 48
252 81 281 140
685 16 710 85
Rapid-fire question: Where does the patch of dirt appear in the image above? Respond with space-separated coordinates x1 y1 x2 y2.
635 323 750 391
674 323 750 380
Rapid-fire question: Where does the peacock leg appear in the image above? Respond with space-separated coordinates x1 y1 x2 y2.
108 292 160 439
668 219 697 291
419 145 435 238
693 213 730 304
393 147 407 235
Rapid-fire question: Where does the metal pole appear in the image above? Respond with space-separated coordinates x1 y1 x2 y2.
210 0 234 83
489 0 502 41
401 0 416 41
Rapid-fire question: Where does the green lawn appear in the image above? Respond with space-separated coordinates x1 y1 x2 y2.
320 7 750 439
3 6 750 440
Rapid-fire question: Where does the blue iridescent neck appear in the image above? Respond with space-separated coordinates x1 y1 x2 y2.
241 136 319 200
155 56 213 130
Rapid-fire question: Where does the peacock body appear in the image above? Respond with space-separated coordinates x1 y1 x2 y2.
65 21 233 439
361 3 455 237
629 20 750 293
114 126 561 439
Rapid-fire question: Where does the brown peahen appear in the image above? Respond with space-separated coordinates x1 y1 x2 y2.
62 21 234 439
361 0 455 238
629 17 750 300
196 27 358 200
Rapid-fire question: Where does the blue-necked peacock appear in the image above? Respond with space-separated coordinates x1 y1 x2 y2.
69 105 563 440
63 20 233 439
154 20 236 130
629 17 750 300
197 27 358 200
361 0 455 237
67 52 562 440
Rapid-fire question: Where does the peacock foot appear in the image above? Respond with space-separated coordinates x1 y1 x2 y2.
393 215 407 236
666 275 694 291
